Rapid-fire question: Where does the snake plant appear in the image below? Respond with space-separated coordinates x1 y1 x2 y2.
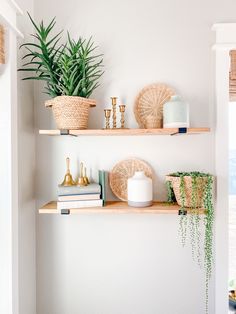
19 13 104 98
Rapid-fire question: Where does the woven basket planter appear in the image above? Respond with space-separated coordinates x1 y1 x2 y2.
166 175 208 208
45 96 96 130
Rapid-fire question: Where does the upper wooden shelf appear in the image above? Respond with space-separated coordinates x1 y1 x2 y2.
39 201 205 215
39 128 210 137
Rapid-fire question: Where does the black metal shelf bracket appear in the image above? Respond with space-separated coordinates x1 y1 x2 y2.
171 127 187 136
60 130 70 135
61 209 70 215
59 130 77 137
178 209 187 215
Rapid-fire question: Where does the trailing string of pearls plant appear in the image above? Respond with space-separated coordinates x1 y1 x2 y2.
166 172 214 314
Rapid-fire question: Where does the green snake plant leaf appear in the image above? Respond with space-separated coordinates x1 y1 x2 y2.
19 14 104 98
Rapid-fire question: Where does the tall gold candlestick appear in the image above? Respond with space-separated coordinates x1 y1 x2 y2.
104 109 111 129
111 97 117 128
119 104 126 129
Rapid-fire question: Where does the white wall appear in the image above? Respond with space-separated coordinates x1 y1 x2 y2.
32 0 236 313
17 1 36 313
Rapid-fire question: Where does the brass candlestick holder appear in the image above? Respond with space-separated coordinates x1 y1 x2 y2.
77 162 87 186
60 157 76 186
119 104 126 129
104 97 127 129
104 109 111 129
111 97 117 128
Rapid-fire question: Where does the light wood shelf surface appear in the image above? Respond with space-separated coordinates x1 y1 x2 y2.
39 128 210 137
39 201 205 214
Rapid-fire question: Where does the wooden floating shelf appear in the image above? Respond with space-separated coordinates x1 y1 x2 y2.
39 128 210 137
39 201 205 215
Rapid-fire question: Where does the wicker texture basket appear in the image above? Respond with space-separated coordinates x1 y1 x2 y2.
109 158 153 201
166 175 208 208
45 96 96 130
134 84 175 128
0 25 5 64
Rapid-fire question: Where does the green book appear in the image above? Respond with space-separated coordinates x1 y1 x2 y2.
98 170 107 206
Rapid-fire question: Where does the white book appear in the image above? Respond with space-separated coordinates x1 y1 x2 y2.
57 199 103 210
58 183 101 196
58 194 100 201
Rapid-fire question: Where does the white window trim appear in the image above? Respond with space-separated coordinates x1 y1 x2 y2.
212 23 236 314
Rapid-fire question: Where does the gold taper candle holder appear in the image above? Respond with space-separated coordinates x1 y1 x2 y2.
119 104 126 129
104 109 111 129
111 97 117 128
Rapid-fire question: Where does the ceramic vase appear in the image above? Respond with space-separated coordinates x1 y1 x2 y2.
127 171 153 207
163 95 189 128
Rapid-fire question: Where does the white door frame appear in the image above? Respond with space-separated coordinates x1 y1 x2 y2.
212 23 236 314
0 1 23 314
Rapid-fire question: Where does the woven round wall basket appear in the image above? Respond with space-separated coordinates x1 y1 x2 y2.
109 158 153 201
166 175 208 208
134 83 175 128
45 96 96 130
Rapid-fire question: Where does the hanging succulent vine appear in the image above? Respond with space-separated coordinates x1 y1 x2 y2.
203 174 214 314
166 180 176 203
166 172 214 314
179 174 188 247
195 204 202 267
190 174 197 261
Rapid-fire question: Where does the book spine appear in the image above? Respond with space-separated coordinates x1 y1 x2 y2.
99 170 107 206
58 184 101 196
58 194 100 201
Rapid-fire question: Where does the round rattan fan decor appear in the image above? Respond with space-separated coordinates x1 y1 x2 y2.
109 158 153 201
134 83 175 128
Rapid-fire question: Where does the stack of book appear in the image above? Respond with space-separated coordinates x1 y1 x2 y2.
57 183 103 210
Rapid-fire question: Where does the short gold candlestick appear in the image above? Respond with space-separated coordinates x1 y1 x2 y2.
111 97 117 128
104 109 111 129
119 104 126 129
77 162 87 186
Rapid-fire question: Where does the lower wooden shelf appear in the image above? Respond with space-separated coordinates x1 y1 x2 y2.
38 201 205 215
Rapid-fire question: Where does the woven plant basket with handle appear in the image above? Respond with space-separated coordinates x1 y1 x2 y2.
166 175 208 208
45 96 96 130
